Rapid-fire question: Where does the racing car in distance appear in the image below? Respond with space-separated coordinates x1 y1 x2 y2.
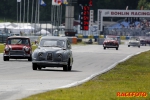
103 37 119 50
145 37 150 45
128 37 140 48
139 37 147 46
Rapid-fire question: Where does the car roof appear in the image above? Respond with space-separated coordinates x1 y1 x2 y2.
41 36 68 40
8 36 29 39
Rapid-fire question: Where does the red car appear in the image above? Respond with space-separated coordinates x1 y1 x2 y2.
3 36 32 61
103 37 119 50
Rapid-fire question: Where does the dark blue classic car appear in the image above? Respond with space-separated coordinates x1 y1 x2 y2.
32 36 73 71
139 37 147 46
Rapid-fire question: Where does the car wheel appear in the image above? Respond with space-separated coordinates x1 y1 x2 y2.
128 45 130 47
28 56 32 61
3 56 9 61
68 65 72 71
63 65 68 71
32 63 37 70
63 60 71 71
38 66 42 70
104 47 106 50
138 46 140 48
116 47 118 50
68 60 72 71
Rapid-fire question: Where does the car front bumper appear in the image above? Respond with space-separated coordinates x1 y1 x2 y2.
129 43 140 46
3 54 31 58
104 45 118 48
32 61 68 67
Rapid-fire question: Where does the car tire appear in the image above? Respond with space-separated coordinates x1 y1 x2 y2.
116 47 118 50
138 46 140 48
128 45 130 47
68 59 72 71
63 60 71 71
63 65 68 71
3 56 9 61
38 66 42 70
32 63 37 70
68 66 72 71
28 56 32 61
104 47 106 50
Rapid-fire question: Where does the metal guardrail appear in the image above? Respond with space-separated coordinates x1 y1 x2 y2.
0 35 41 43
75 35 131 40
0 35 77 44
0 34 131 44
0 35 9 43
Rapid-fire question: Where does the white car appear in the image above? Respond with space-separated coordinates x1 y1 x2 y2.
128 37 140 48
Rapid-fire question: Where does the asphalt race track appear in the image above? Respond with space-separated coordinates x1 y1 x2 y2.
0 44 150 100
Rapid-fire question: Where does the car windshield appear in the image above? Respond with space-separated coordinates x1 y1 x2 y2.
105 38 117 40
40 39 65 48
7 38 29 45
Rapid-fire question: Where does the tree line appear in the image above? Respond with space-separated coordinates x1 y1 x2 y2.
0 0 149 23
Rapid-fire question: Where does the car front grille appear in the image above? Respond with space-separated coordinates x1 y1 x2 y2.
106 42 115 45
9 50 24 55
47 53 52 60
130 42 138 45
54 58 62 62
39 57 46 61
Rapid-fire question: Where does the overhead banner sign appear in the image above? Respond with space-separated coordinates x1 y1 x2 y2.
98 9 150 17
97 9 150 31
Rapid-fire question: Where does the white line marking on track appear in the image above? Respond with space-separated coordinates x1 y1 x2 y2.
58 49 150 89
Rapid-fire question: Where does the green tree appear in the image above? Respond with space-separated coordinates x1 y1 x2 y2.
0 0 141 22
137 0 147 9
137 0 150 10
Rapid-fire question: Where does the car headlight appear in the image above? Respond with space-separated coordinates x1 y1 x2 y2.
24 47 30 52
5 46 10 51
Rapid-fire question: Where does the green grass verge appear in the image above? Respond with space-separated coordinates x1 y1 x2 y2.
0 18 16 22
22 50 150 100
0 44 4 53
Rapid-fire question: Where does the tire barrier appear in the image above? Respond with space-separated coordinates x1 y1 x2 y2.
76 35 105 39
31 36 77 44
120 36 131 40
76 35 127 44
68 37 77 44
76 35 131 40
